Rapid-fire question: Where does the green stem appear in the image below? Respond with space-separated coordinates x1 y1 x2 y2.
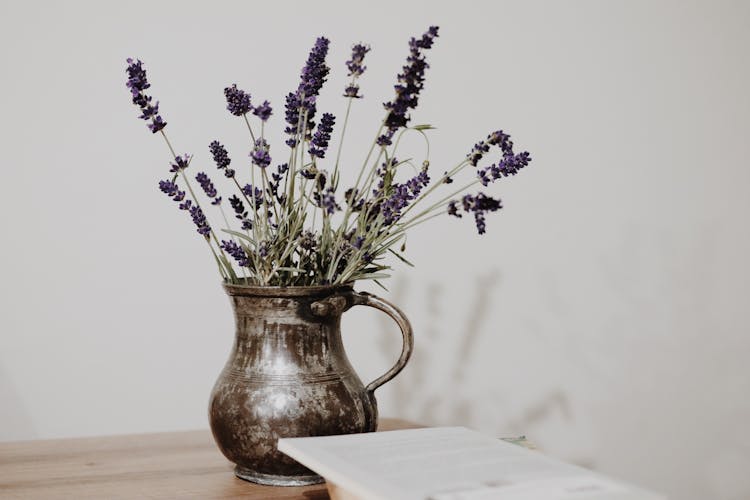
332 96 355 189
242 114 256 143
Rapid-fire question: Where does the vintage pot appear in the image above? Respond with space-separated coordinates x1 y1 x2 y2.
208 283 413 486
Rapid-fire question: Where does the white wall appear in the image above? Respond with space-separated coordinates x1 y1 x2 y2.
1 1 749 499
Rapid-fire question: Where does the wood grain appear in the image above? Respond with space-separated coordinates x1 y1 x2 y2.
0 418 420 499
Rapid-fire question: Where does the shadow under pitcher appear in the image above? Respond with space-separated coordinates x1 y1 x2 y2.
208 283 414 486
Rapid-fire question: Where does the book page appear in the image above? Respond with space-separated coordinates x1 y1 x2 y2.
278 427 666 500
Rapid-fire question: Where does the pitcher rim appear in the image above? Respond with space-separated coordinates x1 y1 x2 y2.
222 281 354 297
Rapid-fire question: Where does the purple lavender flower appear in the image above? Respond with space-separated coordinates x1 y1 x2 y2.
228 195 246 217
250 138 271 168
309 113 335 158
299 37 330 105
269 163 288 202
224 84 253 116
209 140 231 168
381 184 411 224
343 84 361 99
169 154 191 173
253 100 273 122
147 116 167 133
447 200 461 217
283 92 302 147
499 151 531 176
448 192 502 234
467 130 512 166
209 140 235 179
125 58 149 93
378 26 439 146
468 141 491 167
284 37 330 147
468 129 531 185
314 187 340 215
195 171 221 206
126 58 167 133
343 43 371 98
221 240 249 267
405 169 430 197
228 195 252 230
159 179 187 204
478 151 532 186
189 205 211 238
159 179 179 197
242 184 265 209
300 167 318 180
379 164 431 224
346 43 371 77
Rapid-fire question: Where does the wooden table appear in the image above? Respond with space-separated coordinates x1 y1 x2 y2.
0 419 419 499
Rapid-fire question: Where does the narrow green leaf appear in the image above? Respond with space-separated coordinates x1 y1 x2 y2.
222 229 258 246
373 279 390 291
387 248 414 267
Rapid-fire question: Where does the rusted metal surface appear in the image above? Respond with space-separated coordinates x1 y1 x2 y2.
209 284 414 486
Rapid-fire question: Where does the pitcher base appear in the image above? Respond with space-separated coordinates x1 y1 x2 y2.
234 465 324 486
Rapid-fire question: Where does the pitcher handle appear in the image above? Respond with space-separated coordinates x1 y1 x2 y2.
350 291 414 395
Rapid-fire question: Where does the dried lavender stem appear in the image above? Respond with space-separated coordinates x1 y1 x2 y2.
332 94 354 189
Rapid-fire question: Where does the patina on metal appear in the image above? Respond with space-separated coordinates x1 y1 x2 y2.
209 283 414 486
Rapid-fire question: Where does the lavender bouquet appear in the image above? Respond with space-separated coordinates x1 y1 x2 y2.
126 26 531 287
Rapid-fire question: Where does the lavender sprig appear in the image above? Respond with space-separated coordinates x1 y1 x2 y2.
168 154 191 173
314 187 340 215
159 180 185 202
284 37 330 147
457 193 502 234
229 195 252 231
467 130 531 186
189 205 211 237
253 100 273 122
380 165 430 224
250 138 271 168
126 58 167 133
196 172 221 206
378 26 439 146
209 140 235 178
344 43 371 98
224 84 253 116
309 113 336 159
221 240 249 267
269 163 289 203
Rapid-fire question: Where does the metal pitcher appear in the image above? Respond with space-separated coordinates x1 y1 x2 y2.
209 283 413 486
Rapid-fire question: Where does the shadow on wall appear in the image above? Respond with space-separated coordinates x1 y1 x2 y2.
0 362 36 441
377 273 576 456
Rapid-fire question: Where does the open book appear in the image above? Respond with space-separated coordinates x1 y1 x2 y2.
278 427 666 500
